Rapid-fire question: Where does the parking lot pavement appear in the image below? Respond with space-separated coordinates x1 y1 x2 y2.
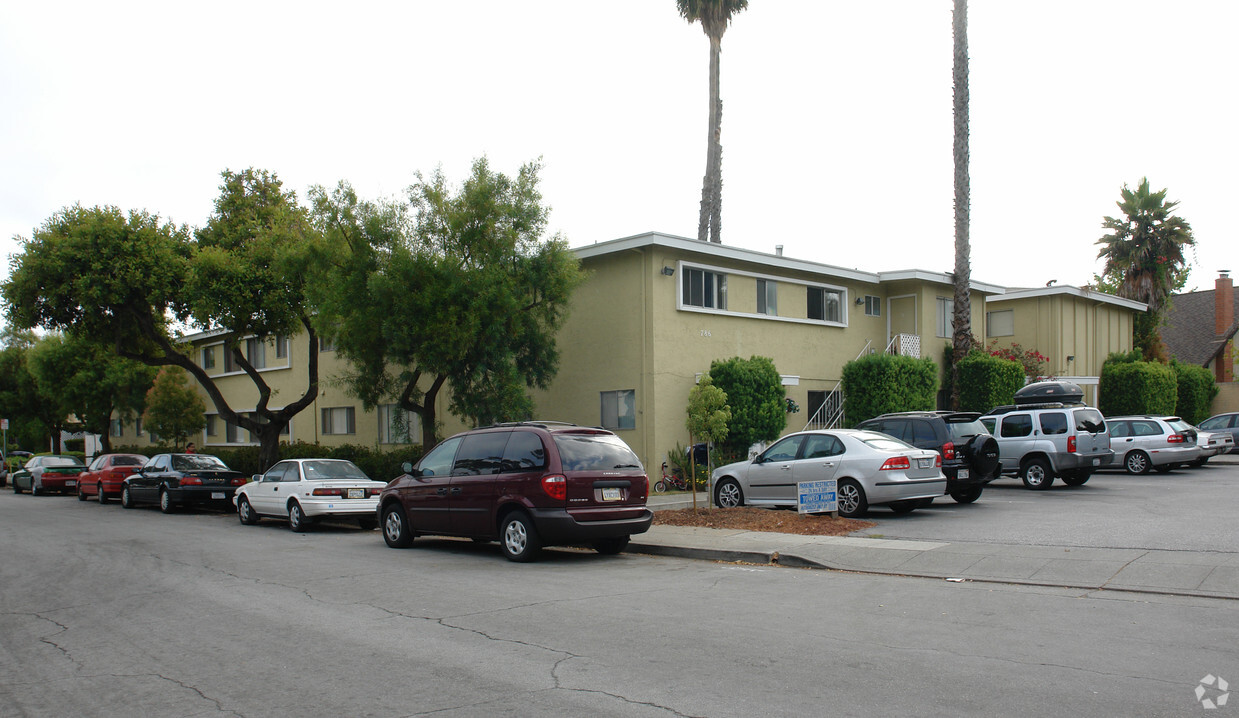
637 458 1239 599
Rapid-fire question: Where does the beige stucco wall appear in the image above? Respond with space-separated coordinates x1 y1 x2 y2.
1213 382 1239 415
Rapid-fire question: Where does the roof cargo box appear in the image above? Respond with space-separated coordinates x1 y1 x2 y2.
1013 380 1085 406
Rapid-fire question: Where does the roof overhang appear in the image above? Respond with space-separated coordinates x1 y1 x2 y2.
988 285 1147 311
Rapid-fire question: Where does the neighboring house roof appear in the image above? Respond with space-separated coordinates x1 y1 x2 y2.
574 231 1007 294
988 285 1147 312
1160 288 1239 366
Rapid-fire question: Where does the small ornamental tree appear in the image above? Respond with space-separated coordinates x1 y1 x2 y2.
686 374 730 505
708 356 785 455
142 367 207 449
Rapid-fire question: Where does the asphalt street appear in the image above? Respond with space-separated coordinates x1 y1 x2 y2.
1 488 1237 717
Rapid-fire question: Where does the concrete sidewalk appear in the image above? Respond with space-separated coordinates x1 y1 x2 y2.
635 490 1239 600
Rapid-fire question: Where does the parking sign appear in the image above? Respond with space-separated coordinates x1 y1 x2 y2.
797 479 837 514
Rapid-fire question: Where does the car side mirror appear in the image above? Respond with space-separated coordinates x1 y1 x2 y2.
402 462 414 474
251 474 262 483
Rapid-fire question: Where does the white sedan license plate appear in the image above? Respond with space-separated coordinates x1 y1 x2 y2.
917 458 933 469
211 492 225 499
347 488 365 499
602 487 622 501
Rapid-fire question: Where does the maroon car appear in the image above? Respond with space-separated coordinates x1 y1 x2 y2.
78 453 148 504
378 422 653 561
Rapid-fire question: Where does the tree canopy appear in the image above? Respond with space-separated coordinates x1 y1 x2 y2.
707 355 785 454
142 366 207 449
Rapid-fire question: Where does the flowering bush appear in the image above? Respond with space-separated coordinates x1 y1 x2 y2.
971 338 1050 379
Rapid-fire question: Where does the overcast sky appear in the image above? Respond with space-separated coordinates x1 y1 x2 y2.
2 1 1235 301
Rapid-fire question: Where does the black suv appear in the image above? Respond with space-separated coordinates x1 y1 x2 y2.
855 412 1001 503
377 421 653 562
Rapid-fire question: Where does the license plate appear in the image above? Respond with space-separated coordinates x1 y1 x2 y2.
957 469 969 479
66 480 76 487
917 458 933 469
602 487 621 501
347 488 364 499
1092 458 1100 466
211 492 225 499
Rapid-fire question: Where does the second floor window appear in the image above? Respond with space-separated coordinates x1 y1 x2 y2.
864 295 881 317
757 279 778 316
202 346 215 369
807 286 843 323
936 297 954 338
322 406 356 435
247 337 267 369
683 268 727 309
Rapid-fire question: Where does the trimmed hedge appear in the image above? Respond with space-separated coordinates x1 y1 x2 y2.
106 441 425 482
1098 360 1177 417
957 353 1025 413
842 354 939 426
1171 359 1219 425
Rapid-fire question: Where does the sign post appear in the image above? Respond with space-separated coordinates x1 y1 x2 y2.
797 479 838 517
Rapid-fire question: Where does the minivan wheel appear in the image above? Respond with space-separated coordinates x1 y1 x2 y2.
500 511 542 562
950 486 983 504
836 479 868 518
1124 451 1151 475
1020 458 1054 490
382 504 415 548
592 536 629 555
714 478 744 508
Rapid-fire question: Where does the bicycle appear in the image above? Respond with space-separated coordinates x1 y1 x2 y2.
652 462 692 494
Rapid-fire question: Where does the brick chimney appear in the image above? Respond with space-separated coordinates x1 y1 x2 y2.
1217 270 1234 383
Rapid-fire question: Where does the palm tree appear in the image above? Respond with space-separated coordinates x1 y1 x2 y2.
1096 178 1196 360
677 0 748 244
949 0 971 409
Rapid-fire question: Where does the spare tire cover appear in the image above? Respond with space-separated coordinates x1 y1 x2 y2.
966 435 1001 477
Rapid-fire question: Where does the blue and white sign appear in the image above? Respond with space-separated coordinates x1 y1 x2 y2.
797 479 837 514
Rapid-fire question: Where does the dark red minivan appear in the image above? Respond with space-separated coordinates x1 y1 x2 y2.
377 422 652 561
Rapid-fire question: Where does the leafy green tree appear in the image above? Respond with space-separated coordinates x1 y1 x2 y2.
949 0 972 409
26 333 156 453
1 169 322 471
708 356 785 454
142 367 207 449
687 374 730 506
1095 178 1196 361
677 0 748 244
307 158 586 449
0 332 61 451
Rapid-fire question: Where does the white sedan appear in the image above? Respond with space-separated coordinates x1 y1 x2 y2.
234 459 387 531
710 429 947 518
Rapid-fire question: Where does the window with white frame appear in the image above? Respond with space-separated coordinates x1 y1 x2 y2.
864 295 881 317
274 335 288 359
321 406 356 435
223 345 238 373
936 297 954 338
379 404 419 444
682 267 727 309
600 390 635 430
757 279 778 316
205 415 217 437
987 309 1015 337
807 286 843 323
109 419 123 437
246 337 266 369
224 418 246 444
202 346 215 369
135 418 143 436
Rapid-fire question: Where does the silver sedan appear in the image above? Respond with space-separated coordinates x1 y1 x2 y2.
710 429 947 518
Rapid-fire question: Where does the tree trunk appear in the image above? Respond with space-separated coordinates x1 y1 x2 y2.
949 0 971 410
707 34 723 244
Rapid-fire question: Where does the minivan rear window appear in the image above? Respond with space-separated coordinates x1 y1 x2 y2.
1073 409 1106 433
552 433 643 472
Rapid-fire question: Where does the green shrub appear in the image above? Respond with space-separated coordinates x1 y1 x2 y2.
841 354 939 426
957 353 1025 412
1099 360 1177 416
708 356 787 454
1171 359 1218 425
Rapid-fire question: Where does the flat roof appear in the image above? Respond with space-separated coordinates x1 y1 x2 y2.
988 285 1146 311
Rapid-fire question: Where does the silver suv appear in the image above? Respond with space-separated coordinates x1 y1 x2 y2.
1106 416 1200 474
981 403 1113 490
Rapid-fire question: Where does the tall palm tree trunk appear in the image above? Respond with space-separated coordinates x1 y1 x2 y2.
950 0 971 409
698 34 724 243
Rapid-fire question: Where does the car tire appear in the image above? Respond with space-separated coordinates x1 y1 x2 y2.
1019 458 1055 490
288 502 311 532
31 481 42 497
77 485 87 501
159 488 176 514
357 517 378 531
653 481 667 494
238 496 259 525
950 486 983 504
1060 471 1091 487
11 480 19 494
121 485 135 509
888 500 919 515
1154 464 1175 474
1124 451 1151 475
836 479 868 518
714 478 744 508
592 536 630 555
1189 457 1208 467
98 484 109 504
381 504 415 548
500 511 542 563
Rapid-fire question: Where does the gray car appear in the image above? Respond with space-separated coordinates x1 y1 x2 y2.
710 429 947 518
1106 416 1201 474
1198 413 1239 454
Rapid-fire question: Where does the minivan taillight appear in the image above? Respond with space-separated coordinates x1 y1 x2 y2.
879 456 911 471
942 442 956 460
1067 436 1077 453
541 474 567 500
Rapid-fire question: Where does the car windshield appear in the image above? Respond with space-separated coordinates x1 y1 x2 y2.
172 454 230 471
552 433 644 472
44 456 85 467
301 460 370 481
945 418 988 440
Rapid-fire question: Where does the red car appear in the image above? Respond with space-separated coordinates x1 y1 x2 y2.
78 453 148 504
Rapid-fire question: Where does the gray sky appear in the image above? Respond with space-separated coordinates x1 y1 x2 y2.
2 1 1235 299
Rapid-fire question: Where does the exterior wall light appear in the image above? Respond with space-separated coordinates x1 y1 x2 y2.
661 266 675 276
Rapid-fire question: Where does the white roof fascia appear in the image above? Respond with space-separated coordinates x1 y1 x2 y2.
876 269 1005 295
989 286 1147 311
